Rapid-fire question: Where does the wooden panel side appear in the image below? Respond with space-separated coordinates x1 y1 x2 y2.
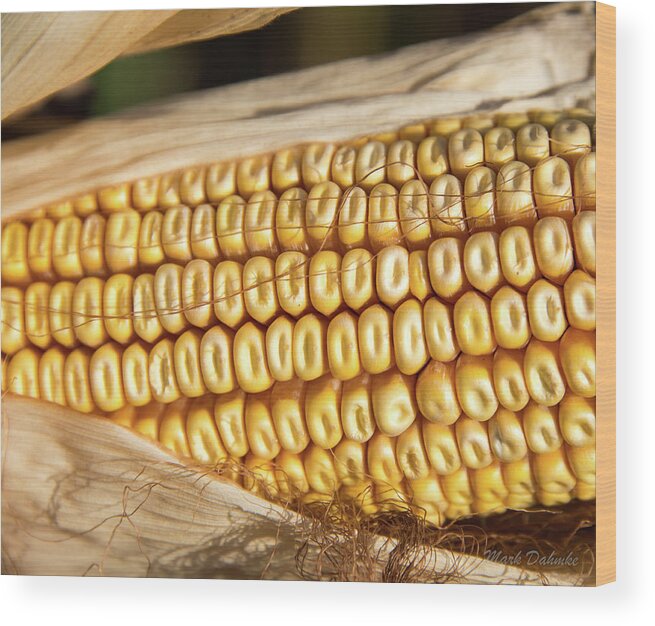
595 1 616 586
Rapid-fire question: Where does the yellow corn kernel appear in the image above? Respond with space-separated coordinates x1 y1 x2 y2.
551 119 591 168
244 391 280 461
331 145 357 189
355 141 386 191
216 195 248 262
463 231 502 295
375 245 409 309
102 274 134 344
516 123 550 167
484 126 516 168
423 297 459 363
79 213 107 277
455 354 498 422
498 225 539 290
523 401 563 454
265 315 294 382
566 445 595 485
309 250 342 317
132 177 160 211
454 291 496 356
371 368 417 437
415 360 460 425
105 209 140 273
393 298 429 375
8 346 40 398
333 439 367 486
533 448 576 494
340 373 376 443
449 128 484 180
276 187 309 253
490 286 531 350
398 180 431 250
24 282 51 350
2 287 27 355
358 304 393 374
368 183 402 251
98 183 131 212
243 256 279 325
234 322 273 393
527 279 568 342
72 277 108 348
492 348 529 412
186 395 228 467
574 152 596 212
148 337 181 404
52 216 83 279
304 444 339 495
572 211 596 276
275 251 310 318
159 399 192 458
409 471 447 526
421 420 461 476
387 139 416 188
523 339 566 406
367 432 403 486
122 341 152 407
496 161 536 227
428 174 466 236
302 144 336 189
154 263 188 335
63 348 94 412
38 346 66 406
327 311 361 381
181 259 215 329
337 187 368 250
27 218 55 280
427 237 469 302
245 191 279 257
533 157 575 219
416 135 449 184
237 155 271 200
272 147 302 194
133 273 163 344
173 329 207 398
276 450 310 498
271 378 309 453
559 391 595 447
292 313 328 381
305 181 341 252
564 270 595 331
533 216 574 285
396 421 430 480
180 168 206 207
408 250 432 302
190 204 220 261
455 417 492 470
206 162 237 203
138 211 165 269
464 166 496 231
90 342 126 412
199 325 235 394
488 408 527 463
342 248 376 312
559 328 596 397
304 374 343 449
49 281 78 348
213 261 246 329
214 389 248 458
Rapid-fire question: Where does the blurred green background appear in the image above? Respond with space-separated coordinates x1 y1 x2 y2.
3 3 545 140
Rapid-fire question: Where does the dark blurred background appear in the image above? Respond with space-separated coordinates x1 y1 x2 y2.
2 3 547 141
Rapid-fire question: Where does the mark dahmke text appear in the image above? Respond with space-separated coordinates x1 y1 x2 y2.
484 549 580 567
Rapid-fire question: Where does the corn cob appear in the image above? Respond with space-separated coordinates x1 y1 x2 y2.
1 109 596 527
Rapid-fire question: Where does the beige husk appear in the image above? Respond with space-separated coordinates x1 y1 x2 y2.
1 3 596 584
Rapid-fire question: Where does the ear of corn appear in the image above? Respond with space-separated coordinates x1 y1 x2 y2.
2 109 596 527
